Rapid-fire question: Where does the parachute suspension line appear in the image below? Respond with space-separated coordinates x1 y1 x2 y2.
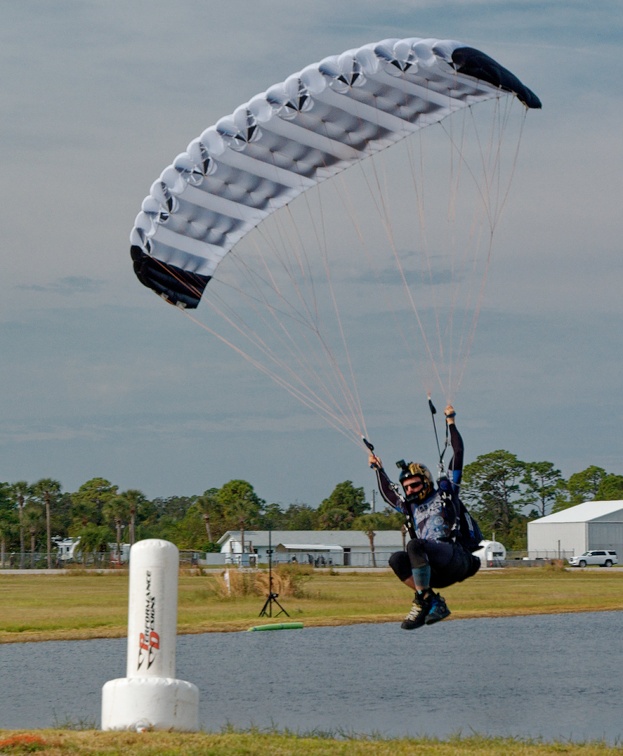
371 133 448 397
435 107 483 397
211 265 364 444
332 136 448 399
273 190 368 439
249 213 351 420
407 126 449 395
329 161 441 434
285 188 369 440
135 254 356 424
301 188 371 443
199 182 368 442
436 97 528 394
182 303 363 446
206 244 362 439
333 160 421 376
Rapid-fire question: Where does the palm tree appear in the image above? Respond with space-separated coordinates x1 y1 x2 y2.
103 496 130 564
9 481 30 568
351 513 381 568
0 512 16 567
22 503 43 568
117 489 147 546
31 479 62 569
74 524 112 566
218 481 263 560
196 489 220 543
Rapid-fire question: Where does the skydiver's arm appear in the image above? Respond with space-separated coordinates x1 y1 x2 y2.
369 455 404 511
446 406 464 487
376 467 405 511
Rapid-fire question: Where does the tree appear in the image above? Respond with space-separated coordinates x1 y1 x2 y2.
217 480 263 555
317 481 368 530
258 502 285 530
461 450 525 542
521 461 564 518
352 512 394 567
596 474 623 501
9 481 30 568
103 495 130 561
22 502 43 568
70 478 118 530
0 485 18 567
282 502 319 530
195 488 223 543
116 489 148 546
31 478 63 569
75 523 113 564
318 505 353 530
564 466 607 507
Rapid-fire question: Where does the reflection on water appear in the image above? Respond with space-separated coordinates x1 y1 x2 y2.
1 612 622 743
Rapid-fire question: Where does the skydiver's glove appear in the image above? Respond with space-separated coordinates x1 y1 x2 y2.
437 475 452 493
445 405 456 422
368 453 382 470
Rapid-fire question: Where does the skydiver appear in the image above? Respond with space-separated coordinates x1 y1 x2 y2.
368 405 481 630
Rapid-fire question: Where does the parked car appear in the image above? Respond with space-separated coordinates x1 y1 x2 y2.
568 550 618 567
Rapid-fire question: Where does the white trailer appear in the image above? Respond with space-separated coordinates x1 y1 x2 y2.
473 540 506 567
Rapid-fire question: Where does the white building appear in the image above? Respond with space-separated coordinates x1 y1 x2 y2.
527 500 623 559
217 530 407 567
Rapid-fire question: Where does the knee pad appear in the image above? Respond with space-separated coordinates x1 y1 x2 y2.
406 538 428 567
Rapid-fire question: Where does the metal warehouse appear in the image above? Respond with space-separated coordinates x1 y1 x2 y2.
527 500 623 559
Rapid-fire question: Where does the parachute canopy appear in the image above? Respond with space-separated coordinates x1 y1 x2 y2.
130 37 540 309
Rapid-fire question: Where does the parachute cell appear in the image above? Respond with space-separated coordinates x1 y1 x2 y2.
130 37 540 309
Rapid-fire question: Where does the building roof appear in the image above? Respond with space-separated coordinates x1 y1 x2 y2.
531 500 623 524
218 530 404 548
276 543 344 552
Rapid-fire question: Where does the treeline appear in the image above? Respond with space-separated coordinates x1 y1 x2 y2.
1 452 622 560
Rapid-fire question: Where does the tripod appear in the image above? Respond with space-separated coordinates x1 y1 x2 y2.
259 527 289 618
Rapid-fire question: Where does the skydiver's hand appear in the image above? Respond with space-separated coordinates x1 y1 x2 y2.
445 404 456 424
369 453 382 470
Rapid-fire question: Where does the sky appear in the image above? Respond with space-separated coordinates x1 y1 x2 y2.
1 0 622 509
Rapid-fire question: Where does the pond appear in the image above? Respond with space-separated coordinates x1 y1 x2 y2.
1 611 621 743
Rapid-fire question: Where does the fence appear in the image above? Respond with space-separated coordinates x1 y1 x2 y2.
1 549 580 571
0 549 202 570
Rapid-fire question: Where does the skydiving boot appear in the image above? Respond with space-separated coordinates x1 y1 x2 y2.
425 591 451 625
400 591 432 630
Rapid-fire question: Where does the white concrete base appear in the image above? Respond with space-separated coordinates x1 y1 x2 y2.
101 677 200 732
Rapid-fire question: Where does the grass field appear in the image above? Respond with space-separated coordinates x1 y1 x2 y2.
0 730 621 756
1 565 622 643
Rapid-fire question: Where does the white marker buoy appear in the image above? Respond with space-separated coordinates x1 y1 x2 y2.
101 539 199 731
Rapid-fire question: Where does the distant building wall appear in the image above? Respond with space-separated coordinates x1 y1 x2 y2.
588 523 623 552
527 522 587 557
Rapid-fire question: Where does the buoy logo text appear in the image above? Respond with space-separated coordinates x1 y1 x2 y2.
137 569 159 670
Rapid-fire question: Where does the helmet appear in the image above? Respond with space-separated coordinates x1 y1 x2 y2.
399 462 434 502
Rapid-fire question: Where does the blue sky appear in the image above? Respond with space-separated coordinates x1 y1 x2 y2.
1 1 621 507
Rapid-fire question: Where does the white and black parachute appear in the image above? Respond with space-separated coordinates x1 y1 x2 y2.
130 37 540 443
131 38 539 308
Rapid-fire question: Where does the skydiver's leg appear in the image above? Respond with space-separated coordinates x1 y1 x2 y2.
388 550 412 586
402 539 452 628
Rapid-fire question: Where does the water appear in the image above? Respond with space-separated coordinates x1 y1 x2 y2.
1 612 622 743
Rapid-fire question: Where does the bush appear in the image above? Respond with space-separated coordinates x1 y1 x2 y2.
213 564 312 599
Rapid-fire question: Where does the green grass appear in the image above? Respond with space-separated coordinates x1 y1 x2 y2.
0 729 620 755
1 566 622 643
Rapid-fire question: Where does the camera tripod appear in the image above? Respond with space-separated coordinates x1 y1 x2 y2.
259 528 289 618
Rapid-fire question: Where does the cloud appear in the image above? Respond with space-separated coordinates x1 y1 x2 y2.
17 276 104 296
